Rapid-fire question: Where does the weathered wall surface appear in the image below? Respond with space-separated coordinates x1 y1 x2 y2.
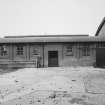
62 44 96 67
29 44 43 67
0 43 97 68
44 44 63 67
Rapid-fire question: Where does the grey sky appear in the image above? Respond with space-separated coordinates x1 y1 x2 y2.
0 0 104 37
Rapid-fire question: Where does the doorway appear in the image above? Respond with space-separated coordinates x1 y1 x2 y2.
48 51 58 67
96 48 105 67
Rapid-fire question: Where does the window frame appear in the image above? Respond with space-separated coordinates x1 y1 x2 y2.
65 45 73 56
82 45 90 56
0 45 8 57
32 48 39 56
16 45 24 56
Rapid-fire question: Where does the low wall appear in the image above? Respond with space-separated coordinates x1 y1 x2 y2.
0 60 38 69
0 56 96 69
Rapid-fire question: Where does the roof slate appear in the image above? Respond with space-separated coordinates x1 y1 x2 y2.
95 17 105 36
0 36 105 43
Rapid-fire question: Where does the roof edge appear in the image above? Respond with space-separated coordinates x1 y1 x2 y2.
95 17 105 36
4 34 89 38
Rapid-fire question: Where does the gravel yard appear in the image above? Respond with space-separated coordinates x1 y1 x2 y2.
0 67 105 105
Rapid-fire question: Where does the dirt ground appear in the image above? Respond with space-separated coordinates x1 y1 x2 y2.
0 67 105 105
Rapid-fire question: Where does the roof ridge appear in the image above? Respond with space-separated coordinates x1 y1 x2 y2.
5 34 89 38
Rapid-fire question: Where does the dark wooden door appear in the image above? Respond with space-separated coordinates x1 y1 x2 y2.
96 48 105 67
48 51 58 67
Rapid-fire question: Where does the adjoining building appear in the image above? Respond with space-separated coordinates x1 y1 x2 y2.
0 35 104 68
95 17 105 37
95 17 105 67
0 18 105 68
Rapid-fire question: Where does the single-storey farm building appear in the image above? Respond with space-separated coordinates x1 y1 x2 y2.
0 35 104 68
0 17 105 68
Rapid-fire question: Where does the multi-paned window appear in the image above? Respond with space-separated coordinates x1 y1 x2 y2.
0 45 8 56
66 45 73 56
16 46 24 55
82 45 90 56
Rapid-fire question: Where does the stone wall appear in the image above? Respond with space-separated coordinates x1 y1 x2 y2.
0 43 97 68
44 44 63 67
62 44 96 67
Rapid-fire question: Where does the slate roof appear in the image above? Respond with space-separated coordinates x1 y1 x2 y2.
0 35 105 43
95 17 105 36
5 35 89 38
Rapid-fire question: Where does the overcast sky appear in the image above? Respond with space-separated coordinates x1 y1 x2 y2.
0 0 105 37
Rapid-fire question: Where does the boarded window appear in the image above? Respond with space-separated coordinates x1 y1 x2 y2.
82 45 90 56
66 45 73 56
16 46 24 55
33 49 39 55
32 47 40 56
0 45 8 56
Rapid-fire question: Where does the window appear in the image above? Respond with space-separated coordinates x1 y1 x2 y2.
96 43 105 48
33 49 39 55
16 46 24 55
0 45 7 56
66 45 73 56
82 45 90 56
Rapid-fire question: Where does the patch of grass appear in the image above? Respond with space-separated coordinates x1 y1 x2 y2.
49 93 56 99
0 67 25 74
69 97 96 105
69 97 83 104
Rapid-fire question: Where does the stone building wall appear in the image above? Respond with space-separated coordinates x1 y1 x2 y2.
0 42 97 68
